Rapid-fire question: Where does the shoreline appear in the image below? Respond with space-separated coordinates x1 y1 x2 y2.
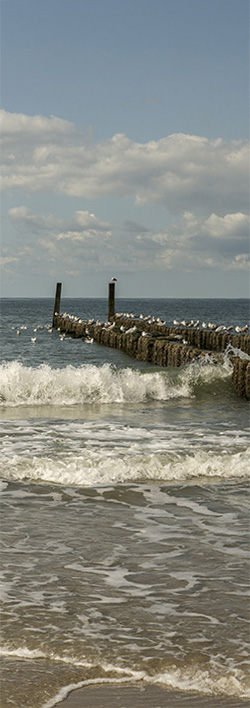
56 683 250 708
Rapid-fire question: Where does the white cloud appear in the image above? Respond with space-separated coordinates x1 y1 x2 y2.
6 204 249 277
1 109 74 138
227 253 250 271
4 206 114 276
8 206 112 238
1 110 248 216
202 212 250 239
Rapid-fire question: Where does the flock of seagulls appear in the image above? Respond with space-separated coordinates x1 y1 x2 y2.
171 318 248 333
12 323 55 344
11 310 249 346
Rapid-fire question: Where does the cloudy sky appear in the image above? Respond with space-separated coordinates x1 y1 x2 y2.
1 0 249 298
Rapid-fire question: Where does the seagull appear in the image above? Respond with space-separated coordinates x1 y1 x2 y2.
173 319 180 326
215 325 227 332
125 326 137 335
31 337 36 343
235 325 248 333
16 329 20 335
110 277 117 282
85 337 94 344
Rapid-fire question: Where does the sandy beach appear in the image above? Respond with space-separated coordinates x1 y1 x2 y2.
57 684 250 707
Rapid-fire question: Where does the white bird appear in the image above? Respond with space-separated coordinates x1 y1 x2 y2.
110 277 117 282
142 331 151 337
16 329 20 335
173 319 180 326
85 337 94 344
31 337 36 343
125 326 137 335
208 322 217 330
215 325 226 332
47 329 53 334
202 322 207 329
235 325 248 333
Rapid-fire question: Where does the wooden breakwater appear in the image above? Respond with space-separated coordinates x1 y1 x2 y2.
53 312 250 400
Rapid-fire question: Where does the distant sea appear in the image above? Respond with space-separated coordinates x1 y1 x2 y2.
0 298 249 707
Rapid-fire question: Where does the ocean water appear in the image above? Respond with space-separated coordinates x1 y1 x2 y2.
0 297 249 708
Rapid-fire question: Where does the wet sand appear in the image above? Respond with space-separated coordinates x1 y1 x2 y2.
57 683 250 707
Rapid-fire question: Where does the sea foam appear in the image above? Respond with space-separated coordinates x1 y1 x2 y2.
1 646 249 703
0 359 232 407
1 448 249 486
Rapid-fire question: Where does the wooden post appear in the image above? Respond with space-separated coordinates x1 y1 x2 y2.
108 281 115 321
53 282 62 326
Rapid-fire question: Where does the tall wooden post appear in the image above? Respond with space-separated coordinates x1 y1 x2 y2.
53 282 62 326
108 281 115 321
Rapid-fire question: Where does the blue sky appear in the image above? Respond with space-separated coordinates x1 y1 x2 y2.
1 0 249 298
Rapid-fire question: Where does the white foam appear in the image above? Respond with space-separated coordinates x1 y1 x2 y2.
1 447 249 486
0 359 232 408
2 645 249 702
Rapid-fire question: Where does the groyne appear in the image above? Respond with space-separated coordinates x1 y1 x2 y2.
53 312 250 399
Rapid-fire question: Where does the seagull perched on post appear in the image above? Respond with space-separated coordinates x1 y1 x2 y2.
110 277 117 282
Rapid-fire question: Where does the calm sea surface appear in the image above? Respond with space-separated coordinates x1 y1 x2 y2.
0 298 249 707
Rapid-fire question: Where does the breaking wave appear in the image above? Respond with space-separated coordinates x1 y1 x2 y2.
0 359 232 407
1 448 249 486
1 646 249 702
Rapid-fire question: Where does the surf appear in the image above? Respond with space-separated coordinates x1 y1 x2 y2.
0 358 233 407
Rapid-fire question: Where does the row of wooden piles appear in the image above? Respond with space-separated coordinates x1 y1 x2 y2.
53 313 250 399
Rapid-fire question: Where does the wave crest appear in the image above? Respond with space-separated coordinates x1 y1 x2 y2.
0 360 232 407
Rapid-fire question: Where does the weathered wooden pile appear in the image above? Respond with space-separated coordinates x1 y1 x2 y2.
53 311 250 399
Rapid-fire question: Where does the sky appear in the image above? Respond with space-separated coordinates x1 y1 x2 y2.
0 0 249 299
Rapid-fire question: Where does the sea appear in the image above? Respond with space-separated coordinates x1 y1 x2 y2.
0 297 249 708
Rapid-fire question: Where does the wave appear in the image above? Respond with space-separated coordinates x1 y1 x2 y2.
1 646 249 702
2 448 249 486
0 359 232 407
